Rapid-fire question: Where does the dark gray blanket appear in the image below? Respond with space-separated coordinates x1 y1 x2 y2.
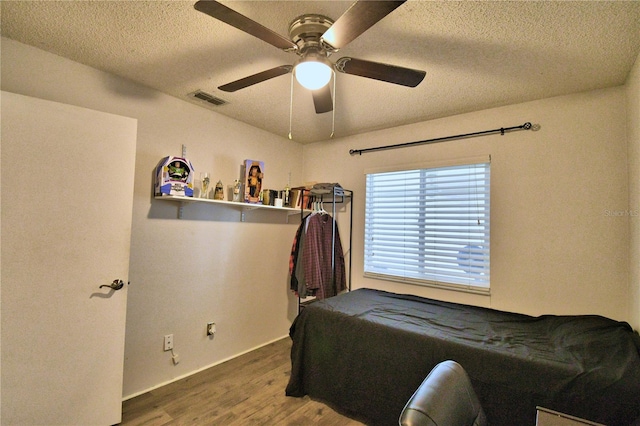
286 288 640 425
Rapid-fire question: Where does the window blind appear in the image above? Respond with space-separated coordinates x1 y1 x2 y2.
364 160 490 293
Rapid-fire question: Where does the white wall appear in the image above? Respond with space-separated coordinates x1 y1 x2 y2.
304 87 632 322
626 52 640 331
1 37 305 398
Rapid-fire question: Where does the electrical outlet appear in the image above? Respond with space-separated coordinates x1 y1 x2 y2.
207 322 216 336
164 334 173 351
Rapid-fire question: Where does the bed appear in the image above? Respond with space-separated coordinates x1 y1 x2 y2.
285 288 640 426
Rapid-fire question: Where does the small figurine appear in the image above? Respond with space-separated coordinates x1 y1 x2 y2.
214 180 224 200
284 184 291 206
284 172 291 206
232 179 241 202
168 161 188 182
248 164 262 199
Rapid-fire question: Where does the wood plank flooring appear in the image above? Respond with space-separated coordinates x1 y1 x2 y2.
119 338 365 425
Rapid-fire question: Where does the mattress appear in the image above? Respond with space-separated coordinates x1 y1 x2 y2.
286 288 640 425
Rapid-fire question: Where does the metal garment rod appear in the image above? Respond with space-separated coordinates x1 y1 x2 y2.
349 122 534 156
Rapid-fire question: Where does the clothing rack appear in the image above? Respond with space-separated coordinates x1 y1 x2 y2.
295 185 353 312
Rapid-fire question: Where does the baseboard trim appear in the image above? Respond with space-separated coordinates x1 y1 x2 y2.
122 334 290 401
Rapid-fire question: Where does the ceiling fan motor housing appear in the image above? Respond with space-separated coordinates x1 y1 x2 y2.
289 14 335 56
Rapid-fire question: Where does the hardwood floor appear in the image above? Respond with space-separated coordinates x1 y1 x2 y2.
119 338 365 425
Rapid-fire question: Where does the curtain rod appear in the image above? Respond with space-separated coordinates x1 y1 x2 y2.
349 122 536 156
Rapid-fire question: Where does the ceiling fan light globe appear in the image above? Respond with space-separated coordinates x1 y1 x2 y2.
295 61 332 90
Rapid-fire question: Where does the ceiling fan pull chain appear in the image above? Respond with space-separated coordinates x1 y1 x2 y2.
330 75 336 139
288 72 295 140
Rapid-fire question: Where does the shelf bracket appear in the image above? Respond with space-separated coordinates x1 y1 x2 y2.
178 202 185 219
240 205 260 222
286 210 300 224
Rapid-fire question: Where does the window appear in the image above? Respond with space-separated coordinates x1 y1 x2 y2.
364 158 490 294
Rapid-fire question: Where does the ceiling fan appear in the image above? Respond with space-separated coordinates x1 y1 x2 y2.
194 0 426 114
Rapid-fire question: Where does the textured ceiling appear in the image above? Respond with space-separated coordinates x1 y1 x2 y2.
2 1 640 143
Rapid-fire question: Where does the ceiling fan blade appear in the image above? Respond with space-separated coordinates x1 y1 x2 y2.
194 0 297 52
312 85 333 114
335 57 425 87
321 1 406 50
218 66 293 92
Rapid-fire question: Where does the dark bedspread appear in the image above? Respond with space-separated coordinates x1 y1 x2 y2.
286 288 640 426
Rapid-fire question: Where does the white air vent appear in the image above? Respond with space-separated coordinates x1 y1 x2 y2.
188 90 228 107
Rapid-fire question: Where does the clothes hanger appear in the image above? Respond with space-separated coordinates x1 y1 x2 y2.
319 200 327 215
